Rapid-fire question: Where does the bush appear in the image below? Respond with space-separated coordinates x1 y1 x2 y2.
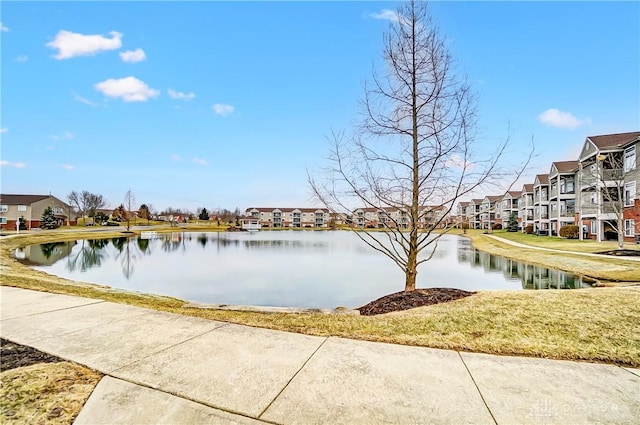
559 225 579 239
492 223 502 230
525 225 534 234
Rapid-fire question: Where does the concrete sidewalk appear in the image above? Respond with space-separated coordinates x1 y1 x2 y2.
485 234 640 262
1 286 638 424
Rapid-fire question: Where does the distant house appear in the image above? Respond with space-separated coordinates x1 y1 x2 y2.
0 194 77 229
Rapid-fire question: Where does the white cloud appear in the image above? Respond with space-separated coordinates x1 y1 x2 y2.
168 89 195 101
72 92 99 107
0 128 7 134
47 30 122 60
538 108 590 130
51 131 74 141
119 48 146 63
213 103 235 116
370 9 400 22
15 54 28 63
61 164 74 171
170 154 182 161
1 160 26 168
192 157 208 166
1 22 8 32
94 76 159 102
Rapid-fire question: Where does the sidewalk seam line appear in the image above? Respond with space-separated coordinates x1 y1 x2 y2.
109 322 230 374
458 352 498 425
98 376 277 424
0 299 106 322
257 336 329 420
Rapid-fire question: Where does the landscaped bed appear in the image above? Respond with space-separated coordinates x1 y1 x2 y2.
0 338 102 425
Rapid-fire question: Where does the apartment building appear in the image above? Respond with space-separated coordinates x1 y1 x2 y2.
480 195 501 229
352 206 446 229
548 161 578 235
244 207 330 228
456 201 469 227
518 184 535 232
454 130 640 242
0 194 76 230
622 136 640 241
533 174 550 234
466 199 483 229
500 191 521 228
577 131 640 242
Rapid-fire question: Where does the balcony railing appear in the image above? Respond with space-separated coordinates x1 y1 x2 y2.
580 169 624 188
580 202 618 215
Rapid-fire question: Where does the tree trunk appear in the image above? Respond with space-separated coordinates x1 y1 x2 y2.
618 217 625 250
405 248 417 291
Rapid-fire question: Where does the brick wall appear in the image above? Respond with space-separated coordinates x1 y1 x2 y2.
623 199 640 242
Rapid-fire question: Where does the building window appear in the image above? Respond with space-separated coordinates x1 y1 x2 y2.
590 221 597 235
17 205 27 212
624 146 636 172
589 192 597 204
0 205 7 213
0 217 6 224
53 207 64 214
624 220 635 237
624 182 636 207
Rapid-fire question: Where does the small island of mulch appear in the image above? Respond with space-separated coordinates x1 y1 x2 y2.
597 249 640 257
0 338 63 372
358 288 475 316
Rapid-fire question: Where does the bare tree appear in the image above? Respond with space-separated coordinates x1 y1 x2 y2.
67 190 106 221
310 1 528 292
67 191 83 219
123 189 136 231
583 152 637 249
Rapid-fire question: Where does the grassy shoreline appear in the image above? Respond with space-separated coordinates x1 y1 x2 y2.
1 228 639 366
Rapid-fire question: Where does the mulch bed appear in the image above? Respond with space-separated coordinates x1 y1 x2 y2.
0 338 63 372
597 249 640 257
358 288 475 316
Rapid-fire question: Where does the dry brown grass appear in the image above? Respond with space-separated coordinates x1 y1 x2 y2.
0 362 102 425
2 230 640 367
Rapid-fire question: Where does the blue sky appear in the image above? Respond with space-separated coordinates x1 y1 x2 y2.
2 1 639 213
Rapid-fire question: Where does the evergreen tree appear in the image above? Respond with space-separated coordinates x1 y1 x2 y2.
199 208 210 220
41 206 59 229
507 212 519 232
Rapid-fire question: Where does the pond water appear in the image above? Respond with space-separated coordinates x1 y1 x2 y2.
16 231 589 309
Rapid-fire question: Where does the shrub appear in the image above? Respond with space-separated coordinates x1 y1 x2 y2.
492 223 502 230
525 224 534 234
559 225 579 239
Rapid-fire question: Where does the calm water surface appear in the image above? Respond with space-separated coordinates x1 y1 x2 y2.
16 231 589 308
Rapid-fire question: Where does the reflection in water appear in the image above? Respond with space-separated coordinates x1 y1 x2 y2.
17 232 592 308
456 238 587 289
66 239 109 273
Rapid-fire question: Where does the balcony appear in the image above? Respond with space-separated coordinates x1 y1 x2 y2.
580 169 624 189
580 202 617 215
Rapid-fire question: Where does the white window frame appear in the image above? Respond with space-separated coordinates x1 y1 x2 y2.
590 221 597 235
0 217 7 224
624 181 636 207
0 205 7 213
624 145 636 172
624 219 635 237
17 205 27 212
